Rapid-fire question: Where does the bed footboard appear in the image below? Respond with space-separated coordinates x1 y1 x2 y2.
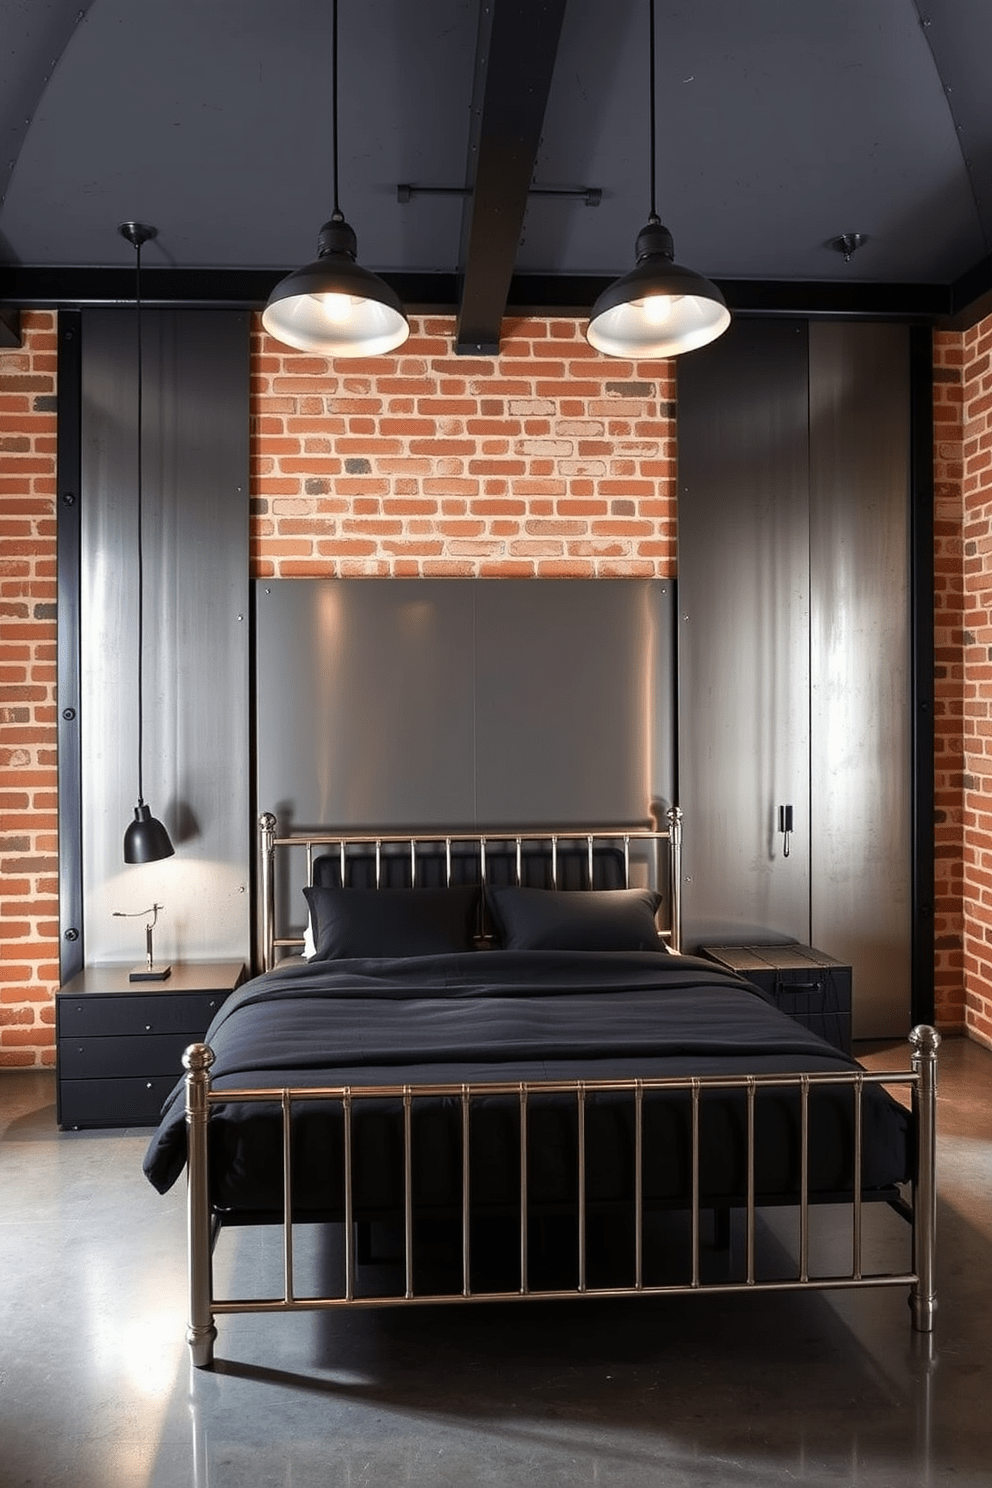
182 1027 940 1369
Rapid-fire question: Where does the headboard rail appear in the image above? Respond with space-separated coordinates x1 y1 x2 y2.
257 809 683 972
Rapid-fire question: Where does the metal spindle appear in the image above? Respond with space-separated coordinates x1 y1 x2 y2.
577 1085 587 1292
852 1075 864 1280
799 1076 810 1282
691 1080 701 1287
461 1088 472 1296
519 1087 529 1293
282 1089 295 1303
403 1088 414 1298
343 1093 355 1300
634 1082 644 1289
746 1077 756 1284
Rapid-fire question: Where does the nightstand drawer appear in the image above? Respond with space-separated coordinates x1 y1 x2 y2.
58 991 227 1038
58 1031 200 1080
59 1076 180 1129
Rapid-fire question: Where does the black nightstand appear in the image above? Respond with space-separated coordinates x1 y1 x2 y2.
699 943 852 1054
56 961 246 1129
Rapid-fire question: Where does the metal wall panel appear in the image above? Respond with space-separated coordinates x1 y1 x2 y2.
677 319 912 1036
254 577 675 832
80 310 250 964
677 320 812 947
808 322 911 1037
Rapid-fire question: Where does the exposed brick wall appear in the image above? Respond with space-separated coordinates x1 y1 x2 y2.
933 330 966 1030
250 315 677 579
935 316 992 1048
0 311 59 1067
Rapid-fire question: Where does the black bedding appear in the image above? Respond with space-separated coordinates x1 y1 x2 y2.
142 950 911 1217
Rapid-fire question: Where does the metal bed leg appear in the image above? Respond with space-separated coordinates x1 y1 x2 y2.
908 1024 940 1332
184 1043 217 1368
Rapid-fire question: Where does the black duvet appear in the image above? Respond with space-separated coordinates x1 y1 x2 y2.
142 950 911 1216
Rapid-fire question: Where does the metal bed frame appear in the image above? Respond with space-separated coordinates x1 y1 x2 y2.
180 814 939 1368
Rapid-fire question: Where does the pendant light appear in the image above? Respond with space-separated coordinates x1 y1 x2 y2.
586 0 730 359
119 220 175 866
262 0 408 356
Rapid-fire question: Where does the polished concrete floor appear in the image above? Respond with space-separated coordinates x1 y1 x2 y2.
1 1036 990 1488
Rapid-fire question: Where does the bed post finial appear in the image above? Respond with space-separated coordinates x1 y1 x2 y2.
908 1024 940 1332
184 1042 217 1367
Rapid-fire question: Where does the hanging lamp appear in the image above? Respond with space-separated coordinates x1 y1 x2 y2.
262 0 408 356
119 220 175 866
586 0 730 359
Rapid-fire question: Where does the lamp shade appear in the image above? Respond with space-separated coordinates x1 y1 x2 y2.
262 215 409 356
124 802 175 865
586 220 730 359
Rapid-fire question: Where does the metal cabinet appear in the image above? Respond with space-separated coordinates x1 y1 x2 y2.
678 320 912 1038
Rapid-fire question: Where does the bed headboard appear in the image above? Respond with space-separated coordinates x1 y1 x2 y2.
257 810 683 972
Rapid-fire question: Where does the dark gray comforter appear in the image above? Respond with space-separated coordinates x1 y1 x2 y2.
142 950 911 1210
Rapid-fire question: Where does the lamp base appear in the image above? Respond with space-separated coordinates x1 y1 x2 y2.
129 963 172 983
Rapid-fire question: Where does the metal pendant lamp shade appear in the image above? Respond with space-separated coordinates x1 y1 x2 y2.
586 217 730 358
124 802 175 865
262 212 408 356
118 220 175 866
262 0 408 357
585 0 730 359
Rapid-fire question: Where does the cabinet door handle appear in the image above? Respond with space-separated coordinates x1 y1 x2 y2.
778 803 794 858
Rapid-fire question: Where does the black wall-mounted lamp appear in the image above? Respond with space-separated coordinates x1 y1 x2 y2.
118 220 175 866
262 0 408 356
586 0 730 359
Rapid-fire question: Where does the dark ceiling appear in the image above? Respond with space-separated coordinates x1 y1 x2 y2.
3 0 992 350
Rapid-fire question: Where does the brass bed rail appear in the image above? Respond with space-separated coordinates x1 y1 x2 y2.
257 809 684 972
182 1025 939 1369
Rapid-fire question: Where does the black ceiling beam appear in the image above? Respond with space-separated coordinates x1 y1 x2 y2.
0 306 21 347
454 0 569 355
946 251 992 329
0 263 956 324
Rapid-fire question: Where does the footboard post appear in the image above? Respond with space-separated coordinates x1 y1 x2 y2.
908 1024 940 1333
183 1042 217 1368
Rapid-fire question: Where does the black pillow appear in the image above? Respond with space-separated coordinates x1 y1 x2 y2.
303 885 479 960
486 886 662 952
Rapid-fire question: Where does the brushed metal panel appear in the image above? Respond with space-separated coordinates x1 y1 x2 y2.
80 309 250 964
254 579 478 832
255 577 675 833
473 579 673 828
809 322 911 1037
677 320 812 948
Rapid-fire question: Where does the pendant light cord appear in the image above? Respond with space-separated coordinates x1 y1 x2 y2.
331 0 341 220
134 234 146 807
648 0 658 224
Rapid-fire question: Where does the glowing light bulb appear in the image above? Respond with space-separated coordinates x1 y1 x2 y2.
641 294 676 325
312 291 361 323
